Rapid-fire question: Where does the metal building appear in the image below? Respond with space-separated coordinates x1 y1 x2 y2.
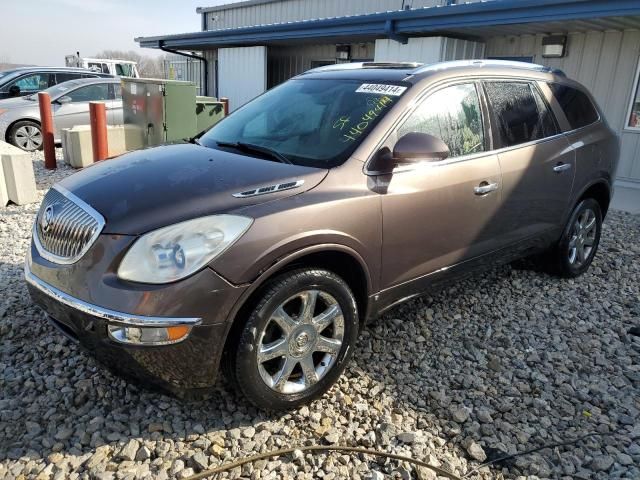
136 0 640 189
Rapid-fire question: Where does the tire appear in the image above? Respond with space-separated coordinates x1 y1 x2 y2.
545 198 602 278
8 120 43 152
226 268 359 410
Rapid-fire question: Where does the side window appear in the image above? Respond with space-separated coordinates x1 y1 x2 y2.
484 81 555 147
398 83 485 158
548 83 599 130
66 84 110 102
55 72 82 84
11 73 51 92
531 85 559 137
115 64 134 77
110 83 122 100
88 63 109 74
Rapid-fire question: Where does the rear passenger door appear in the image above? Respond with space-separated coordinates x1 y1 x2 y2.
54 72 83 86
483 80 575 246
107 83 123 125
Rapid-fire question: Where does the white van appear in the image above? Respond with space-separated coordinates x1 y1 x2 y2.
65 55 140 78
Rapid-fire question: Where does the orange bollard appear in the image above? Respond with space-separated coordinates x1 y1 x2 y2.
89 102 108 162
38 92 56 169
220 97 229 116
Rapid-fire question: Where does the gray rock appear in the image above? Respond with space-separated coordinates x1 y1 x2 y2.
476 409 493 424
368 471 385 480
135 445 151 461
590 455 614 472
451 406 470 423
191 451 209 471
466 441 487 462
118 439 140 462
617 453 633 466
396 431 417 444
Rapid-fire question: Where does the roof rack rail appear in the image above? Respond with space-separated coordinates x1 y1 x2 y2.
413 59 566 77
306 61 424 73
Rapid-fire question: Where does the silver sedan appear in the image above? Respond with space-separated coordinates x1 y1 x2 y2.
0 78 123 151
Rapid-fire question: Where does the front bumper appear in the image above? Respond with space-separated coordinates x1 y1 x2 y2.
25 259 230 395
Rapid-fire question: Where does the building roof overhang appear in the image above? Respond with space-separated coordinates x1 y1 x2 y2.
137 0 640 50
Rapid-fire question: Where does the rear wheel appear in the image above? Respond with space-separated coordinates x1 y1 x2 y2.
8 120 42 151
226 269 359 410
545 198 602 278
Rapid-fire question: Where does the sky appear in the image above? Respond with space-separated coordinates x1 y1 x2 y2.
0 0 233 66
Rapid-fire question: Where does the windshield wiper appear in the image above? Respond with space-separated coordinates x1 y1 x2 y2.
216 141 292 165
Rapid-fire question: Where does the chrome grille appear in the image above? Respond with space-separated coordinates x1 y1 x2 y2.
34 186 105 264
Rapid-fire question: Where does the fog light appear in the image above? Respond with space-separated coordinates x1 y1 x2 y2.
108 324 192 345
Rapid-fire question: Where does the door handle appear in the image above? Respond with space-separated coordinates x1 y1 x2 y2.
553 162 572 173
474 182 498 195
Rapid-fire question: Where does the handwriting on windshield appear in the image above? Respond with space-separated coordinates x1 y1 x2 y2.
333 95 394 142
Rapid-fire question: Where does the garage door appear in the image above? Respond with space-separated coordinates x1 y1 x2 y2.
218 46 267 112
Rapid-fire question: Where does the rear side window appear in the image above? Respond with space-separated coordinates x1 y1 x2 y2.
548 83 599 130
55 72 82 84
484 81 557 148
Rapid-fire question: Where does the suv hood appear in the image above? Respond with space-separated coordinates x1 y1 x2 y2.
58 143 328 234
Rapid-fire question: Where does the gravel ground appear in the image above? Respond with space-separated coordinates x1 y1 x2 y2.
1 151 639 480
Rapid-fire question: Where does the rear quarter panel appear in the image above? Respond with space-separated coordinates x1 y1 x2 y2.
565 121 618 212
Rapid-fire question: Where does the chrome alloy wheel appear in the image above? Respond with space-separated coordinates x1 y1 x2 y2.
257 290 344 394
568 208 597 267
14 125 43 151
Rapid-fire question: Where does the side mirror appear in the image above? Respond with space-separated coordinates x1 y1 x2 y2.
8 85 20 97
393 132 450 164
57 96 72 105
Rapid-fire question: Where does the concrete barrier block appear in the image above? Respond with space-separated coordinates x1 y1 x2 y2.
0 157 8 207
113 124 145 156
60 129 73 165
61 124 146 168
62 126 94 168
0 141 37 205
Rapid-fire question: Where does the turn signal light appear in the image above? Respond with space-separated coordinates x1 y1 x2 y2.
108 324 192 345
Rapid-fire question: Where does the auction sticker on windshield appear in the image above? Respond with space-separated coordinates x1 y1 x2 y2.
356 84 407 96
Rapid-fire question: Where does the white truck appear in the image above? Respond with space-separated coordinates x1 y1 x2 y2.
65 54 140 78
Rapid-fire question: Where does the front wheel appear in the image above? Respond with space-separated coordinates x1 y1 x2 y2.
8 120 43 151
546 198 602 278
227 269 359 410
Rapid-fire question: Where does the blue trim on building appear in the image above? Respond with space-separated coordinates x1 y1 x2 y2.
136 0 640 49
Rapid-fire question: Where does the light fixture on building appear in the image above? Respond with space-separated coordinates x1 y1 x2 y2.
336 45 351 61
542 35 567 58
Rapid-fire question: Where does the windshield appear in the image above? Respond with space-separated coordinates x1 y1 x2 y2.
0 70 20 83
26 80 83 100
200 78 408 168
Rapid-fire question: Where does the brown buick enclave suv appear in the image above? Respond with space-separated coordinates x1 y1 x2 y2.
26 60 619 409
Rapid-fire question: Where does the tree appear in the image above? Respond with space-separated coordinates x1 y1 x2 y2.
93 50 165 78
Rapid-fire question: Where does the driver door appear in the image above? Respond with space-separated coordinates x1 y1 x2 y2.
379 81 504 289
52 83 111 137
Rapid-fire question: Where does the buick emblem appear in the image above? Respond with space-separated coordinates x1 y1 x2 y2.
41 205 55 233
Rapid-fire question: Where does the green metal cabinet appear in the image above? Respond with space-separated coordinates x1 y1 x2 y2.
122 78 197 147
195 96 225 135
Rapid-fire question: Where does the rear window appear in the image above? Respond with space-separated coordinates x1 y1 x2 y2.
484 81 558 148
548 83 599 130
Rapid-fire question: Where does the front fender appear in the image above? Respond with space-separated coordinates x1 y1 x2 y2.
214 229 376 288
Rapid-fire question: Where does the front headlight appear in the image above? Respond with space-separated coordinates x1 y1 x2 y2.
117 215 252 284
